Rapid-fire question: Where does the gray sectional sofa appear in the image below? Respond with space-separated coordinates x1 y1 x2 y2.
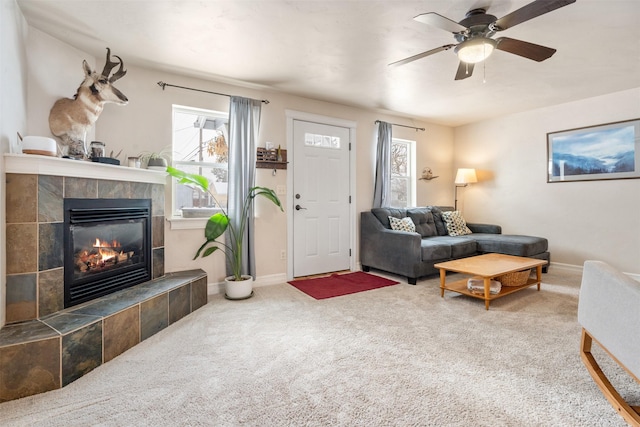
360 206 550 284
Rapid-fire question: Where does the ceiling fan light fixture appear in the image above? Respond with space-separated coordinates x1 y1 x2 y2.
455 38 497 64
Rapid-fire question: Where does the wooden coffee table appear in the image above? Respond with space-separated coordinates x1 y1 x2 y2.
434 253 548 310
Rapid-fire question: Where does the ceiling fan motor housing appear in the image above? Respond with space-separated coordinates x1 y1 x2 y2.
455 9 497 42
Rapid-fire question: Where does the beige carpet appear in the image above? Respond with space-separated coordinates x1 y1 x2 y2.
1 268 637 426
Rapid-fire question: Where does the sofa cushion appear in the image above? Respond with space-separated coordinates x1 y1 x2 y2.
442 210 472 236
372 207 407 229
407 208 437 237
426 236 477 258
426 206 449 236
471 234 548 257
443 236 477 258
420 239 451 260
388 216 416 233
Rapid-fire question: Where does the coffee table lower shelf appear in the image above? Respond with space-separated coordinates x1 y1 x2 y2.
442 277 540 302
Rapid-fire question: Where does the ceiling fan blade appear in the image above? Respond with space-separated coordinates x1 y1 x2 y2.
414 12 467 33
495 37 556 62
493 0 576 31
454 62 474 80
389 44 455 67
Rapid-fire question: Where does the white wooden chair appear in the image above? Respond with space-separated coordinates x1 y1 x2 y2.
578 260 640 426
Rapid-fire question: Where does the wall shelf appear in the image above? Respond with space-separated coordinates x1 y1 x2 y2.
256 147 288 170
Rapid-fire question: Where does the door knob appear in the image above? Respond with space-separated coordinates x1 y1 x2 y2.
295 204 307 211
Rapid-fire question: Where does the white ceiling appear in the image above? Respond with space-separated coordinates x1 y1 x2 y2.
16 0 640 127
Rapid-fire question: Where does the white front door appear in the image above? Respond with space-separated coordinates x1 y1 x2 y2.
292 120 351 277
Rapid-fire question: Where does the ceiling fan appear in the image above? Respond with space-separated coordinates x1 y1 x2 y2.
390 0 576 80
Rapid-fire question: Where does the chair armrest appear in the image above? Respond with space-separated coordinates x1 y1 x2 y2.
467 223 502 234
360 212 422 267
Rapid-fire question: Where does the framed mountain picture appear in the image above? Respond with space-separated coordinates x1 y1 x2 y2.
547 118 640 183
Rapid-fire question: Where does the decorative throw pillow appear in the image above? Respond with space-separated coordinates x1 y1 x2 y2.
388 216 416 233
442 210 472 236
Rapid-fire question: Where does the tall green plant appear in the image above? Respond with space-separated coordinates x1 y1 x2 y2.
167 166 283 281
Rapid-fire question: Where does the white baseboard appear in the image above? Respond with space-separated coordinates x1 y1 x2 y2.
207 282 224 296
254 273 289 287
549 261 640 281
548 262 583 273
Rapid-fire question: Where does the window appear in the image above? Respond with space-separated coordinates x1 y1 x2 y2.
304 132 341 149
172 105 229 218
390 138 416 208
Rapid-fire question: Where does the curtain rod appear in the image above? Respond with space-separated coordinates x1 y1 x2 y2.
375 120 425 131
157 81 270 104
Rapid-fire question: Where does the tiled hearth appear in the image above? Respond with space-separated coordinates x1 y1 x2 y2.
0 154 209 402
0 270 207 402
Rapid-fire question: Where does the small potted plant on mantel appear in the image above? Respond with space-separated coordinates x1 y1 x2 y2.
138 147 172 170
166 166 283 299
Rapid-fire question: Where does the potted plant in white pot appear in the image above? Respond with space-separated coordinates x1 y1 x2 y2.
167 166 283 299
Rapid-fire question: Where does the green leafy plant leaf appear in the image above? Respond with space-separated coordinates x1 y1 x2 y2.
167 166 210 192
204 212 229 241
251 186 284 211
201 246 220 258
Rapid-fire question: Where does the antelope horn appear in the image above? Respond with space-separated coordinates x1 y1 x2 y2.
100 47 120 78
109 55 127 82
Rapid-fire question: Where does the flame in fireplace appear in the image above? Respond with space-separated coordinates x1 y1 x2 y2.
93 238 123 262
75 238 134 273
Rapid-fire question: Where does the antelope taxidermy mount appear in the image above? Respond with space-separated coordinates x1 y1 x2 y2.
48 48 128 158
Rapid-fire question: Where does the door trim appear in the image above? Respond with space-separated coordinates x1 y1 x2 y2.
285 110 357 280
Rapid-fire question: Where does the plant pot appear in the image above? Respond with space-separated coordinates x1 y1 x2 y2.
146 158 167 170
224 275 254 300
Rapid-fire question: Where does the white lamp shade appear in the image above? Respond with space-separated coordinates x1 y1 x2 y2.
455 168 478 185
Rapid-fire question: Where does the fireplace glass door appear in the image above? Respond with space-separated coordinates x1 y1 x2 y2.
71 221 144 279
64 198 152 307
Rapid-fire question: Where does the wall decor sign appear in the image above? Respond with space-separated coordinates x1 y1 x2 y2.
547 118 640 183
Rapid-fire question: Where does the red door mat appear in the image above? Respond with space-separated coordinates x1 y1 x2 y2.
288 271 398 300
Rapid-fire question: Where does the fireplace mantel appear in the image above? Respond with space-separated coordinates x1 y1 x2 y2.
4 153 166 184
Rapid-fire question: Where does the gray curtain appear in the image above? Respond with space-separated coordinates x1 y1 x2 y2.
372 121 392 208
226 96 262 278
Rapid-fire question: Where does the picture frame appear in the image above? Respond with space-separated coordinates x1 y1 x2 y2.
547 118 640 183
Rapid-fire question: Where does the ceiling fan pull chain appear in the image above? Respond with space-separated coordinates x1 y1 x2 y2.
483 59 487 83
483 44 487 83
466 62 469 75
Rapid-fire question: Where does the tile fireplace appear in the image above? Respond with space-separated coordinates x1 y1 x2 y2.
4 155 166 322
1 154 208 402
